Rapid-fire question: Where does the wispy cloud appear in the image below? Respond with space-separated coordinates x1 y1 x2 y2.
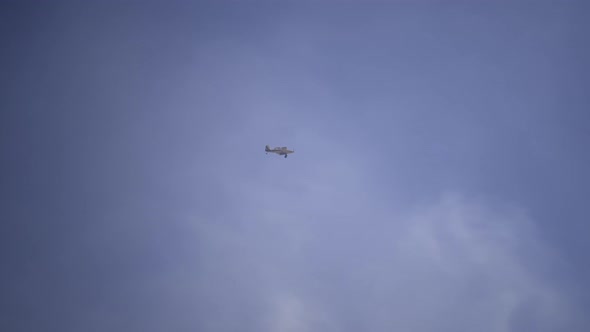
190 152 578 331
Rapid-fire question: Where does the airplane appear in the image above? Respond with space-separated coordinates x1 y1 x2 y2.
265 145 294 158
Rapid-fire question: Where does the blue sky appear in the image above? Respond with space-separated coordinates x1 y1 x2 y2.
1 1 589 331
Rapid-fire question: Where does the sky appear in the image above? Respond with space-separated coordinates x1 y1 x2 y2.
1 1 589 331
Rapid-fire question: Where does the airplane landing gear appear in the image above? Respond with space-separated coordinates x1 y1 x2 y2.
284 155 287 158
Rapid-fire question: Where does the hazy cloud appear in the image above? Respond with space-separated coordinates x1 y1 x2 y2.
190 152 577 331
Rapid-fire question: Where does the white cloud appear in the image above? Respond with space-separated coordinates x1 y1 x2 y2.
192 184 577 331
374 193 573 332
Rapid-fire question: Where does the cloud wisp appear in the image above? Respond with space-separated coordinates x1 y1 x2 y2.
191 148 576 332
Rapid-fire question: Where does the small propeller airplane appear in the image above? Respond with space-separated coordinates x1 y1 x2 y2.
265 145 295 158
